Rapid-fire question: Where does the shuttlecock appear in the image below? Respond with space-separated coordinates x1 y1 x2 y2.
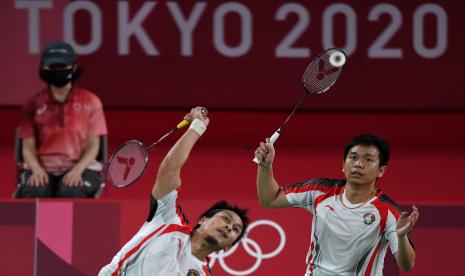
329 50 346 67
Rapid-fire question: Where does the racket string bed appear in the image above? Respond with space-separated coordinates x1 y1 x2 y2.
303 49 345 94
107 141 148 187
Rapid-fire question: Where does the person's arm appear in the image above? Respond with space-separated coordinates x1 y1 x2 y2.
152 108 209 199
22 137 49 186
63 134 100 187
394 205 419 271
255 140 291 209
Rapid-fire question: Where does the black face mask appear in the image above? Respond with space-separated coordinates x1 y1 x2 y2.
39 67 75 87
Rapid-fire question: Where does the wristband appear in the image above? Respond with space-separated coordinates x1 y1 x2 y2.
189 119 206 136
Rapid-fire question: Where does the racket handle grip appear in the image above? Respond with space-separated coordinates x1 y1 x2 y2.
252 131 280 164
177 107 208 129
269 131 280 143
177 120 190 129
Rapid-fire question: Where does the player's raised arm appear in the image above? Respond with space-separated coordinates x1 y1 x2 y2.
152 107 209 199
255 139 291 209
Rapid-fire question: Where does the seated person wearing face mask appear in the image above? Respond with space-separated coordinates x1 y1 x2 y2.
16 40 108 198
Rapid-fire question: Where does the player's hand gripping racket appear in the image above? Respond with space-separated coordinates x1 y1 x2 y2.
107 107 208 187
253 48 347 164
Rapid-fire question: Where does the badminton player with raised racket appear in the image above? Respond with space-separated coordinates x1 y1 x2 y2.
100 107 249 276
255 134 419 275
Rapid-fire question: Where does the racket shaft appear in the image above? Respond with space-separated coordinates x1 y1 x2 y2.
146 129 175 151
145 107 208 151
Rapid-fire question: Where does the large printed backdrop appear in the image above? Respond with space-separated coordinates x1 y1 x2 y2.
1 0 464 110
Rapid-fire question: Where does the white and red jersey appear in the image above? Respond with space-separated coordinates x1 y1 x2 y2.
283 178 411 276
99 190 212 276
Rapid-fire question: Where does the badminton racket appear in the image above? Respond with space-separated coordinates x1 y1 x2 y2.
253 48 347 164
107 107 208 187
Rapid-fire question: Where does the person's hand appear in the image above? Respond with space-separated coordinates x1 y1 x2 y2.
186 107 209 127
27 167 49 187
397 205 419 237
255 138 275 168
63 167 84 187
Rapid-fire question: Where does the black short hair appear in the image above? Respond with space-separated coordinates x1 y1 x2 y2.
343 134 390 167
193 201 249 246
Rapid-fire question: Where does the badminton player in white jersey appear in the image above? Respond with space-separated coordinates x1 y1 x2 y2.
254 134 418 276
100 108 249 276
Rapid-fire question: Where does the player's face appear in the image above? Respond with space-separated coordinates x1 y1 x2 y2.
343 145 386 185
200 210 243 249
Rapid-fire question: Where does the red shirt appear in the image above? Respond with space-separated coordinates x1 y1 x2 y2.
19 86 107 173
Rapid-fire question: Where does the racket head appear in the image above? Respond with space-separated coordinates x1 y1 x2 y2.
106 140 149 188
302 48 347 95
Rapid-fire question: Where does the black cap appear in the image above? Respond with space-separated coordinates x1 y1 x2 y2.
41 40 76 66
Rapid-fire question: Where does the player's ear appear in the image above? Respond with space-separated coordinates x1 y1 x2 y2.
198 217 206 225
377 165 387 178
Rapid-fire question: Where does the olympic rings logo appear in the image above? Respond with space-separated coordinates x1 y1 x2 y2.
208 219 286 275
